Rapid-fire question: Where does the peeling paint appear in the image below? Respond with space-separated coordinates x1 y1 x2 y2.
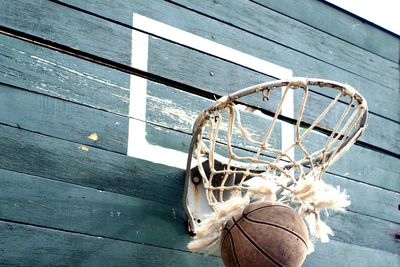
171 208 176 220
88 133 99 141
162 107 197 125
30 55 129 91
80 145 89 151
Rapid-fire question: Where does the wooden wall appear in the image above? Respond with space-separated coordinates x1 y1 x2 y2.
0 0 399 266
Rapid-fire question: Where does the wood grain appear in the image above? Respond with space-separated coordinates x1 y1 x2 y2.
0 221 223 267
2 221 398 267
0 0 398 265
0 168 190 250
55 0 400 123
0 83 128 154
0 168 398 254
0 35 398 191
168 0 399 88
0 121 398 224
252 0 400 62
0 29 398 154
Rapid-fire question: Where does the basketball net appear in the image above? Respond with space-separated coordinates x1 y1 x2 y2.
185 78 368 254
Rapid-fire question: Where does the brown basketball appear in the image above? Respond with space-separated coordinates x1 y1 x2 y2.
220 201 309 267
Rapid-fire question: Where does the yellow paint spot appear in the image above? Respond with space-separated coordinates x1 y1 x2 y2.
88 133 99 141
80 145 89 151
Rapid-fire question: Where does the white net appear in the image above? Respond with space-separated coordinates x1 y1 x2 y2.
186 78 368 252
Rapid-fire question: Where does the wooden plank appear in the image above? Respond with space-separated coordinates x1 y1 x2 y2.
166 0 399 89
323 173 400 224
252 0 400 62
0 121 398 224
0 38 130 115
0 83 128 154
0 35 398 191
146 82 400 192
0 123 185 207
305 241 400 267
54 0 400 123
0 77 398 194
0 1 398 264
0 170 399 253
324 212 400 254
0 168 190 250
4 79 399 200
0 168 398 254
2 221 399 267
0 222 223 267
0 30 399 155
147 38 400 155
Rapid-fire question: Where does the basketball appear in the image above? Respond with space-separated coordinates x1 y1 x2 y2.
220 201 309 267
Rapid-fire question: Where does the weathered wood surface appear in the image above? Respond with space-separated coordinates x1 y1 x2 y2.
56 0 400 123
0 117 399 224
0 221 223 267
0 168 190 251
252 0 400 62
0 168 398 254
145 82 400 192
0 80 399 223
0 83 128 154
0 122 185 207
0 35 398 192
0 23 399 154
1 220 399 267
168 0 399 88
0 0 399 265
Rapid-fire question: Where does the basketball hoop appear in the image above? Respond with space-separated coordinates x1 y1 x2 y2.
183 78 368 265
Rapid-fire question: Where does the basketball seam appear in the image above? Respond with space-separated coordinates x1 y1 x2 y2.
233 217 283 267
237 204 292 224
222 224 241 267
242 204 309 249
244 216 309 250
228 231 242 267
245 204 293 216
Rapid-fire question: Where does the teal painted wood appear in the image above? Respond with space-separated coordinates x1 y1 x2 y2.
305 241 400 267
0 121 398 225
58 0 399 91
0 83 128 154
0 35 398 191
0 123 185 207
1 221 399 267
0 168 398 254
0 222 223 267
171 0 399 89
0 31 399 155
252 0 400 62
0 38 130 115
0 168 190 251
0 77 398 202
1 80 398 198
0 0 398 265
55 0 400 123
323 173 400 224
145 83 400 192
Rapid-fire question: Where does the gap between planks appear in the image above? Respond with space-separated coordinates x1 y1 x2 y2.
163 0 398 89
0 28 398 158
248 0 399 63
0 114 399 206
36 0 400 120
0 77 399 190
0 217 210 255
